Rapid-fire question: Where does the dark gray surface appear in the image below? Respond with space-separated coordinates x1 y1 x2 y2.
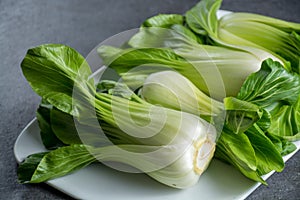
0 0 299 199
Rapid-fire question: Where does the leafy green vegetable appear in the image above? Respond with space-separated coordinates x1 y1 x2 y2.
234 59 300 141
139 69 287 184
265 133 297 156
267 101 300 141
141 70 224 121
19 44 217 188
18 142 218 188
185 0 300 73
218 13 300 73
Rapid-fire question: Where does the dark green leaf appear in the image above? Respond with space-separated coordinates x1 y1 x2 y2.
17 152 48 183
50 108 110 147
50 108 82 144
21 44 94 116
36 101 64 149
27 145 96 183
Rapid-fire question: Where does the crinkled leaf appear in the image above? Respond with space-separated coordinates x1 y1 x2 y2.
267 98 300 141
237 59 300 106
236 59 300 141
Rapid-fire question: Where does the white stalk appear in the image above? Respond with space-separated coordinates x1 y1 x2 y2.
141 71 224 119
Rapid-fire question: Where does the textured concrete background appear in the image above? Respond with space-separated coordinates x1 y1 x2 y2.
0 0 299 199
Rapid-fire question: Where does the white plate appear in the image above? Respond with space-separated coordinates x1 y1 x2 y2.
14 10 300 200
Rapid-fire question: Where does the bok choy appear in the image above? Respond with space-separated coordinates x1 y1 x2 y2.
185 0 300 73
98 26 282 99
18 44 217 188
139 61 299 183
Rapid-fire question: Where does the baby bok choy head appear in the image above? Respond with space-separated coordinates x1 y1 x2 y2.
138 67 297 184
18 44 217 189
185 0 300 73
98 25 280 100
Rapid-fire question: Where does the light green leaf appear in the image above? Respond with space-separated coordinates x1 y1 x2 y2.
266 132 297 156
219 13 300 73
267 98 300 141
236 59 300 141
142 14 184 28
215 129 265 183
224 97 263 134
185 0 222 36
171 24 202 43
